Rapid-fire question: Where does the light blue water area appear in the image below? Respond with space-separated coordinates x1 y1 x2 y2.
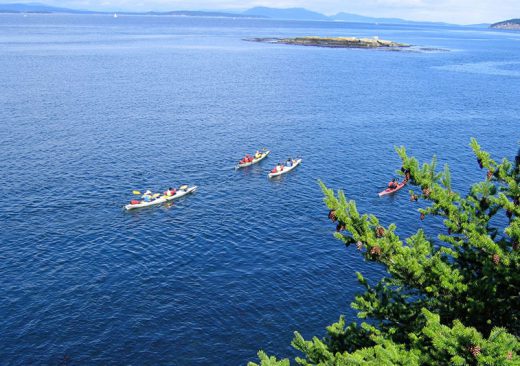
0 14 519 365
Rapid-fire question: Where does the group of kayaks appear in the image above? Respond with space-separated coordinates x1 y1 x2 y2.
125 147 405 211
235 148 302 179
125 148 302 211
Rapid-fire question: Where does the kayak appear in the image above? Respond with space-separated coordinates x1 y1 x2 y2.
268 159 302 178
235 150 270 169
378 182 406 197
124 186 197 210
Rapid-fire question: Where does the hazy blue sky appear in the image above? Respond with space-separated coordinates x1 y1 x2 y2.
3 0 519 23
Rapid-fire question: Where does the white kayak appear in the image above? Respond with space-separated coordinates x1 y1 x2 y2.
268 159 302 178
235 150 270 169
124 186 197 210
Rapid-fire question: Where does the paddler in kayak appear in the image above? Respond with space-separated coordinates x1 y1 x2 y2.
241 154 253 164
271 163 283 173
285 158 293 168
388 179 399 190
164 187 176 197
255 150 263 159
142 190 153 202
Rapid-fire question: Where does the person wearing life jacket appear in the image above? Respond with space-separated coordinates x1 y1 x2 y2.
388 179 398 190
276 163 284 172
285 158 293 168
165 187 176 196
142 190 153 202
255 150 262 159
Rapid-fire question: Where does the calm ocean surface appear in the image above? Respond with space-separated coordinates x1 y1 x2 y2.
1 14 519 365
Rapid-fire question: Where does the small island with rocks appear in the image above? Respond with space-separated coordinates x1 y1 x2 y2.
247 36 411 49
490 19 520 30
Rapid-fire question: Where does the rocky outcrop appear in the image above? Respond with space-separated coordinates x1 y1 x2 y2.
247 36 410 49
490 19 520 30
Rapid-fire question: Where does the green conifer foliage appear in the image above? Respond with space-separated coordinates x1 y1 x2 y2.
249 139 519 365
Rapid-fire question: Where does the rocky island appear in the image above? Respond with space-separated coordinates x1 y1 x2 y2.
247 36 410 49
490 19 520 30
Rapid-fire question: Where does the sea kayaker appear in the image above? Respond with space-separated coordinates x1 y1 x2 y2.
285 159 293 167
142 190 153 202
165 187 176 196
255 151 262 159
388 179 398 190
277 163 284 172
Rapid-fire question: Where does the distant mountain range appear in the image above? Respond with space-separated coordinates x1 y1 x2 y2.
0 3 490 27
0 3 261 18
0 3 97 13
242 7 328 21
244 6 454 26
490 19 520 30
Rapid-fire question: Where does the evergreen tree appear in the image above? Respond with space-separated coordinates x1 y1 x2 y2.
249 139 519 365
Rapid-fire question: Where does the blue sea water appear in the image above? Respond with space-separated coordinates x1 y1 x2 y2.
0 14 519 365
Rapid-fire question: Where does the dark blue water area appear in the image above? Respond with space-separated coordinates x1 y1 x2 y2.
0 14 519 365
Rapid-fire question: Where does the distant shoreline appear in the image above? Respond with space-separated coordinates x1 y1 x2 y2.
0 4 491 27
0 10 265 19
490 18 520 30
247 36 411 49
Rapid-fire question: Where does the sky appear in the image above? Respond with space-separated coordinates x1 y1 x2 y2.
2 0 519 24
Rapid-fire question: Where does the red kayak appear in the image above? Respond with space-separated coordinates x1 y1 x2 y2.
378 182 406 197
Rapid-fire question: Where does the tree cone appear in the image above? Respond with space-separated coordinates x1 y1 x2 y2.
356 241 363 251
328 210 337 222
468 345 481 357
370 246 381 256
492 254 500 265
